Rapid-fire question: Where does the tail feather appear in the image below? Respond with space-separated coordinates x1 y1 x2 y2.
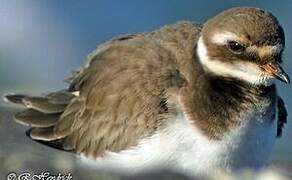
3 94 26 105
25 129 69 150
15 109 61 127
3 91 76 151
45 91 76 104
29 127 58 141
22 97 67 113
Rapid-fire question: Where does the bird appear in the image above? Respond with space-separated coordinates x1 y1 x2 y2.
4 7 289 176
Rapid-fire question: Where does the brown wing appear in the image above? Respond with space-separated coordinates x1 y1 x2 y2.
6 33 187 159
6 21 201 158
277 96 288 138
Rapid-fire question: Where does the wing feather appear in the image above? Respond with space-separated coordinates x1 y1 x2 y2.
52 35 187 157
5 22 200 158
277 96 288 137
15 109 60 127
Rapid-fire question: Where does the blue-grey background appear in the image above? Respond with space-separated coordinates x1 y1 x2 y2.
0 0 291 179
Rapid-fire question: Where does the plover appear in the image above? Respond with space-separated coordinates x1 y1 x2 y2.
4 7 289 176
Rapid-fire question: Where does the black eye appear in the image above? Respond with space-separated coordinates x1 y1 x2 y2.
227 41 245 54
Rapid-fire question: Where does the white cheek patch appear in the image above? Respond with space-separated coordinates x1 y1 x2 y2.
197 37 274 86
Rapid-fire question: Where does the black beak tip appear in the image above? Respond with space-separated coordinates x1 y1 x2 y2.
277 73 290 84
285 76 290 84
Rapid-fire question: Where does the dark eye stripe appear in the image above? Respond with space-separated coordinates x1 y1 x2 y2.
227 41 245 54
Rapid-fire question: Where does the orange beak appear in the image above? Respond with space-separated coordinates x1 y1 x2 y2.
260 63 290 84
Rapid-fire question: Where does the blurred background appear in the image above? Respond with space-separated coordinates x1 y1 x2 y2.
0 0 291 179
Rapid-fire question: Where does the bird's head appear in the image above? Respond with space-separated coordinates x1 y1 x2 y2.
197 7 289 86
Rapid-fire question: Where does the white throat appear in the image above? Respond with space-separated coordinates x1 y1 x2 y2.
197 37 274 86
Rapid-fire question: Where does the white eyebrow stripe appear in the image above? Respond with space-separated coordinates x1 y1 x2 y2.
212 32 284 55
197 37 274 86
211 32 245 45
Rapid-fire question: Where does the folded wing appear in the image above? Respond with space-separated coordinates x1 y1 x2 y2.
5 34 187 159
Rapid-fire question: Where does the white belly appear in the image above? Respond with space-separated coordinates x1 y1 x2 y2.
174 108 277 175
80 103 277 176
